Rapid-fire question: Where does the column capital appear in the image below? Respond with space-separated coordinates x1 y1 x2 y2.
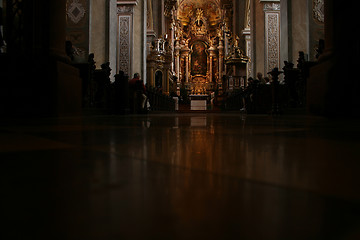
117 0 138 5
263 3 280 11
261 0 280 11
117 0 137 14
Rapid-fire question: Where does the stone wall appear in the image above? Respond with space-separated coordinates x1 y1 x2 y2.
90 0 106 66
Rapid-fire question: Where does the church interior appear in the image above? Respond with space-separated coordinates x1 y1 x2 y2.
1 0 360 239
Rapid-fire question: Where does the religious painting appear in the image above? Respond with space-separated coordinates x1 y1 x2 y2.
191 41 207 76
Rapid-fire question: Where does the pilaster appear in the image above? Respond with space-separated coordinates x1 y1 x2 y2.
175 41 181 80
117 0 137 77
261 0 280 74
242 27 252 79
242 0 252 79
146 0 156 41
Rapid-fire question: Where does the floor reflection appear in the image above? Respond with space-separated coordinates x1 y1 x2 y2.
135 114 360 201
1 114 360 239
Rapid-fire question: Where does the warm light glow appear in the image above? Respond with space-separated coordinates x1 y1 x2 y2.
177 0 221 27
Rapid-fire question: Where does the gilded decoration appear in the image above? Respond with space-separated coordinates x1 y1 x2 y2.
147 0 249 95
225 35 250 65
177 0 221 27
147 38 173 94
191 9 208 36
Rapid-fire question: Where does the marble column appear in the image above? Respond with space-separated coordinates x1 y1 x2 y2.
242 0 252 80
142 0 147 84
209 43 217 84
218 41 224 89
185 55 189 83
170 21 175 74
175 41 181 79
146 0 156 40
209 55 213 83
174 41 181 96
183 46 190 83
164 69 170 95
242 28 252 80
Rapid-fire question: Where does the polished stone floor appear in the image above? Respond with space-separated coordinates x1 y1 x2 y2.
1 113 360 240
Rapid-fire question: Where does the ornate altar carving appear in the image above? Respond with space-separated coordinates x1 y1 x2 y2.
225 35 250 65
147 0 249 97
191 9 208 37
147 38 173 95
174 3 221 95
224 34 250 90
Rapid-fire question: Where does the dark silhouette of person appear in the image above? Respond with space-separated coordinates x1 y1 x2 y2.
129 73 147 113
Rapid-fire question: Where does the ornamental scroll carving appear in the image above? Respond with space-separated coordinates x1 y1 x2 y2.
313 0 324 23
118 16 131 76
263 3 280 11
117 6 134 14
264 3 280 73
266 13 280 72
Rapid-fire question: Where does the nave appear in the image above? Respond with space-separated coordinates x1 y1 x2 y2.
1 113 360 239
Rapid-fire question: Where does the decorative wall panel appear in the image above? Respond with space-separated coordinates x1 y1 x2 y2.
264 3 280 73
246 36 252 78
116 2 137 76
118 16 132 76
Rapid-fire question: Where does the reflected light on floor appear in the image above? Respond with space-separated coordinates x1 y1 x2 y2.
1 113 360 239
